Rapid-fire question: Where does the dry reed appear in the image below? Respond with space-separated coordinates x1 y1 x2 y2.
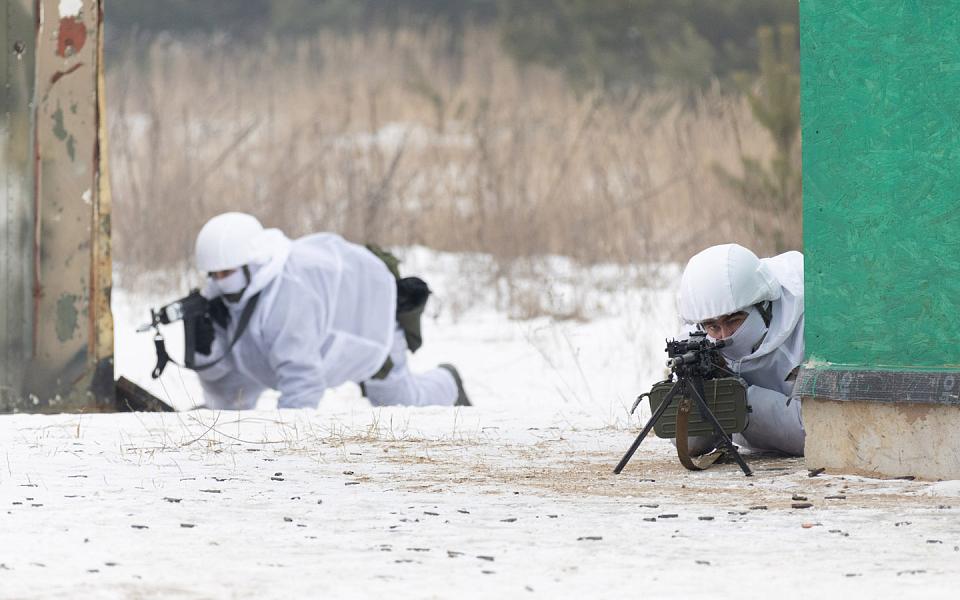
107 26 798 298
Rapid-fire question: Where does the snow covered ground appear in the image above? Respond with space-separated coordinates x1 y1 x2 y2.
3 249 960 599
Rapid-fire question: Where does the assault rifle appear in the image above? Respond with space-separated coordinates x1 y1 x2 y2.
137 289 209 378
138 288 259 379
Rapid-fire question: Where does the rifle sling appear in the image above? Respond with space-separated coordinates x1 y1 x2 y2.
675 397 725 471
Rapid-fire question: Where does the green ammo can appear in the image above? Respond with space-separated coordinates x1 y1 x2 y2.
647 378 749 438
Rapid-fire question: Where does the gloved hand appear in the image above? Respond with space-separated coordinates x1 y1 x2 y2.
207 297 231 329
396 276 430 313
194 314 216 356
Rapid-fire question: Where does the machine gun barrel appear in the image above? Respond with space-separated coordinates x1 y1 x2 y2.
666 351 696 369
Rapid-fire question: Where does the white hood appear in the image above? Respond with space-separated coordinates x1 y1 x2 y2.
201 228 292 302
727 251 805 395
679 244 783 323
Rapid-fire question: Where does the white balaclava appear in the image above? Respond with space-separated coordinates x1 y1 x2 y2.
214 268 249 297
711 305 769 361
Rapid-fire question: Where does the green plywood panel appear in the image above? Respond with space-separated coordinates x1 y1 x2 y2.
801 0 960 370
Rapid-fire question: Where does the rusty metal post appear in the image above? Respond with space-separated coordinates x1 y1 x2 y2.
0 0 114 412
1 0 37 407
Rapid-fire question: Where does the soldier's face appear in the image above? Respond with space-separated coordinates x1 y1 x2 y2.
700 311 748 340
209 269 237 281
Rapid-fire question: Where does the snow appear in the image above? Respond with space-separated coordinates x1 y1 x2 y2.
3 248 960 598
58 0 83 19
920 481 960 498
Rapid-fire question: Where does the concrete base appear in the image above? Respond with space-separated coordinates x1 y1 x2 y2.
803 398 960 480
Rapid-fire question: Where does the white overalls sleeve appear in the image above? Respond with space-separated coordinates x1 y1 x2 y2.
196 327 264 409
262 279 330 409
739 384 805 456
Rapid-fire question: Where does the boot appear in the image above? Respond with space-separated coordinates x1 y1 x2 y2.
438 364 471 406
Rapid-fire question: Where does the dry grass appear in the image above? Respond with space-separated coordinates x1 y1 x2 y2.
107 26 798 295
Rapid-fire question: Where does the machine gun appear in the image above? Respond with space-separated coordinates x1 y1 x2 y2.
614 331 752 476
137 289 209 378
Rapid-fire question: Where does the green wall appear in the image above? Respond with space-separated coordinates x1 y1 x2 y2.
802 0 960 370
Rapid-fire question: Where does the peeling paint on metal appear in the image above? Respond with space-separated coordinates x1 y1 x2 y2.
50 105 77 161
56 17 86 58
49 61 82 86
56 294 79 341
2 0 114 413
0 0 36 408
52 105 68 140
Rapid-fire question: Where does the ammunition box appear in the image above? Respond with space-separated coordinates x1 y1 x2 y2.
647 378 748 438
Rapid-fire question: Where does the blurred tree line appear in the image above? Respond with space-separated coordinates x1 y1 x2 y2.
499 0 796 91
106 0 796 91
